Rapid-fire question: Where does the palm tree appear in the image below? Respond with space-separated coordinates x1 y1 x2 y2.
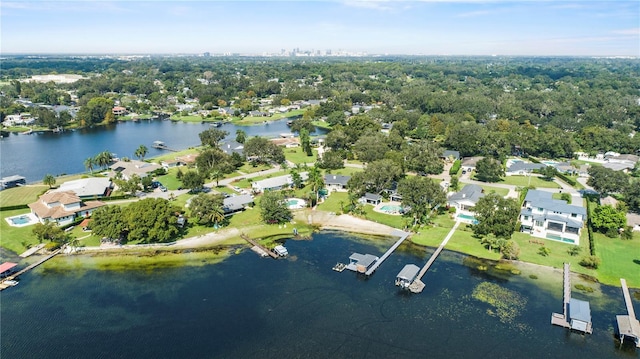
84 157 95 174
207 203 225 227
134 145 148 161
308 165 324 206
95 151 113 169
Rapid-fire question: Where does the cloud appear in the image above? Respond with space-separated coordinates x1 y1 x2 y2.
610 28 640 36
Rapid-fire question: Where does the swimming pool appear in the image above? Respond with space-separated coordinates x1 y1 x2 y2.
287 198 306 209
10 215 30 225
380 205 403 213
457 213 478 224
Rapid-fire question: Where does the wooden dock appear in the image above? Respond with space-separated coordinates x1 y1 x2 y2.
19 243 45 258
617 278 640 348
551 263 572 329
364 230 410 276
241 234 278 259
0 249 61 290
409 221 461 293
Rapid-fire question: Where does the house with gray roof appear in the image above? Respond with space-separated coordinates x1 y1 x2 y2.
519 189 586 245
324 174 350 192
53 177 112 198
109 160 161 180
223 194 254 215
359 193 382 205
219 140 244 156
441 150 460 162
505 161 546 176
461 156 484 173
448 184 485 212
252 172 308 193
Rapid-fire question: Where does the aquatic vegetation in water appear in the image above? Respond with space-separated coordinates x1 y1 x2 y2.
472 282 528 324
529 274 538 280
574 284 594 293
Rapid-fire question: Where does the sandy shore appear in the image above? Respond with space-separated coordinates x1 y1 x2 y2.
300 210 398 237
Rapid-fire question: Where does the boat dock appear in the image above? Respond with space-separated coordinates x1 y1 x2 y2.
616 278 640 348
152 141 179 152
407 221 461 293
19 243 45 258
364 230 411 276
0 249 61 291
550 263 593 334
241 234 278 259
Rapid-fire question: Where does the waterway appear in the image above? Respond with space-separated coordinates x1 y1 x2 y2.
1 231 638 358
0 118 327 183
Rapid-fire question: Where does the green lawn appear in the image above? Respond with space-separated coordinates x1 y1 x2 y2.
0 209 41 254
232 170 289 189
478 185 509 197
594 232 640 288
169 115 203 122
324 167 364 176
155 168 183 190
238 163 272 174
231 109 305 125
362 205 409 229
148 147 200 163
311 120 332 130
499 175 561 189
0 185 48 207
284 146 317 165
317 191 349 213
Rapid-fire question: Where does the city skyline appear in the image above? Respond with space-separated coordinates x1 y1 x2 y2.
1 0 639 57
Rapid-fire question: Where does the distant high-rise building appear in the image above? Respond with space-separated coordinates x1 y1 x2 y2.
203 52 210 57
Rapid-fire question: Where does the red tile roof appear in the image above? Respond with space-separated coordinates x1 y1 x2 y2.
0 262 18 273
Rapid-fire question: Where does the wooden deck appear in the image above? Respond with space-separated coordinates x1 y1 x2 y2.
0 249 61 291
409 221 461 293
551 263 572 329
19 243 45 258
618 278 640 348
241 234 278 259
364 230 410 276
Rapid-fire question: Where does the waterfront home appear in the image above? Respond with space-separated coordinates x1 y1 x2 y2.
0 175 26 189
519 190 586 244
109 160 161 180
28 191 105 226
112 106 127 116
441 150 460 163
223 194 254 215
252 173 308 193
395 264 420 289
447 184 484 212
219 140 244 156
53 177 112 198
324 174 350 192
270 137 300 148
161 159 187 169
0 262 18 277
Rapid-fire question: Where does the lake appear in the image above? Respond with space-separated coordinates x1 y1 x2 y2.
1 231 637 358
0 118 327 183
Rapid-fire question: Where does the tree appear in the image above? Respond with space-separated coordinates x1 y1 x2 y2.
91 206 127 240
587 166 629 194
235 129 246 144
538 165 557 181
43 174 56 188
260 191 292 224
353 133 390 163
450 175 459 191
244 136 285 164
94 151 113 169
318 150 344 170
397 176 446 227
538 246 551 257
123 198 180 243
579 255 601 269
300 128 312 156
307 165 324 206
290 169 304 189
115 174 141 195
475 157 504 183
32 222 68 244
141 176 153 191
623 181 640 212
473 193 520 239
290 118 314 134
590 204 626 237
404 141 444 175
502 240 520 260
134 145 148 161
84 157 96 174
196 148 234 178
77 97 113 125
567 246 582 256
189 193 225 226
362 159 404 194
199 128 229 147
182 171 204 192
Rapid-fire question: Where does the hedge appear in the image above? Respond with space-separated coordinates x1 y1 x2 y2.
0 204 30 212
555 172 577 186
585 198 596 255
449 160 461 175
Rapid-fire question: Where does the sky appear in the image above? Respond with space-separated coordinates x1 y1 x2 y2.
1 0 639 56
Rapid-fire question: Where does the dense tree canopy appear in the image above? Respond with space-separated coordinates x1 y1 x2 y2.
473 193 520 239
397 176 446 226
260 191 292 224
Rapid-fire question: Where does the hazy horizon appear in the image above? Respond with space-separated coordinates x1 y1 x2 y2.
1 1 639 57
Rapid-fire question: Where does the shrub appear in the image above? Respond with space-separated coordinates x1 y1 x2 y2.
574 284 594 293
449 160 461 175
579 255 601 269
537 246 551 256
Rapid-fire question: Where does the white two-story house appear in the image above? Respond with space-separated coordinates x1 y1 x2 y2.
28 191 105 226
519 190 586 245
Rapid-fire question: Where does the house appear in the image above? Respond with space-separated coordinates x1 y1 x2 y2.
252 173 308 193
175 154 198 165
346 253 379 273
505 161 546 176
359 193 382 205
602 162 635 173
0 262 18 277
219 140 244 156
270 137 300 148
395 264 420 289
161 159 187 169
461 156 484 173
53 177 112 198
1 175 27 189
553 162 578 175
519 190 586 244
112 106 127 116
324 174 350 191
109 160 161 180
28 191 105 226
222 194 254 215
568 298 592 333
441 150 460 162
447 184 484 212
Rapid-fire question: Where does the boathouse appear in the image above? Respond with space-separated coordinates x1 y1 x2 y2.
568 298 592 332
395 264 420 289
274 245 289 257
0 262 18 277
1 175 26 189
346 253 379 273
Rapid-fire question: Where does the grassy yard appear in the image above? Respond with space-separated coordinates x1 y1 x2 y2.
169 115 204 122
499 175 561 189
238 163 272 174
311 120 332 130
594 232 640 288
231 109 305 125
362 205 409 229
232 170 289 189
284 146 317 165
477 185 509 197
317 191 349 213
155 168 183 190
0 185 48 207
149 147 200 163
0 209 41 254
324 167 364 177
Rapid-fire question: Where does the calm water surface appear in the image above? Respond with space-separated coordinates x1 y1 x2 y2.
0 118 326 182
1 231 638 358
